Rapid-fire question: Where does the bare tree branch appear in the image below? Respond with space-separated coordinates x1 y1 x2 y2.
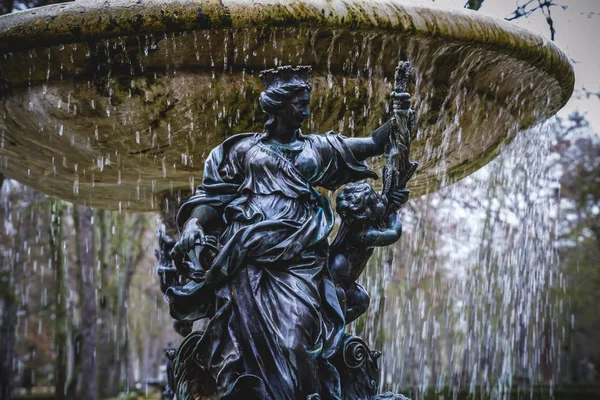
582 88 600 101
539 0 556 40
505 0 566 40
506 0 538 21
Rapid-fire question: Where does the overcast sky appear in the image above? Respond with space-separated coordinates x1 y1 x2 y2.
429 0 600 131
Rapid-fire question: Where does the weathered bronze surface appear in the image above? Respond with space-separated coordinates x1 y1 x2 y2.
163 63 415 400
0 0 573 211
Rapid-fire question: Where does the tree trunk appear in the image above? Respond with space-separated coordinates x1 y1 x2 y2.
50 200 68 400
0 286 16 400
0 174 13 400
72 206 97 400
118 216 146 393
109 212 125 395
108 214 145 394
96 210 119 399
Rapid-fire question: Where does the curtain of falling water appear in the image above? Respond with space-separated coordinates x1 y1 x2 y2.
352 121 563 399
2 24 566 396
1 25 562 210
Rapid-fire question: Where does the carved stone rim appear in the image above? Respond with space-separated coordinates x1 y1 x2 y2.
0 0 574 107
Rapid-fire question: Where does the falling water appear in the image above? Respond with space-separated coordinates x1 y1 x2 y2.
354 121 563 399
0 14 570 398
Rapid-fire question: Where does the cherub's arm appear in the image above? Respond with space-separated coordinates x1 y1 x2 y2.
329 252 348 280
361 212 403 247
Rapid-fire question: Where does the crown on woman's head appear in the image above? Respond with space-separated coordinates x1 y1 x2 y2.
259 65 312 89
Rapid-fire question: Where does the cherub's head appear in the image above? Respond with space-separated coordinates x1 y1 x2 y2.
336 182 386 224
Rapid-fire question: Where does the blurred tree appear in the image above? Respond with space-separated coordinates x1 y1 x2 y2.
49 199 67 400
551 113 600 383
0 179 19 400
1 183 47 400
96 211 150 398
67 206 97 400
1 185 162 399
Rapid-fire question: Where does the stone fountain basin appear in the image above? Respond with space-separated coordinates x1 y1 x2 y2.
0 0 574 212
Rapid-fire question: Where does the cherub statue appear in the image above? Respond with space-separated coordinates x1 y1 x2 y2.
330 61 417 325
329 182 409 324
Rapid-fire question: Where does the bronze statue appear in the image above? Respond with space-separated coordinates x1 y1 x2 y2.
159 62 417 400
330 182 408 324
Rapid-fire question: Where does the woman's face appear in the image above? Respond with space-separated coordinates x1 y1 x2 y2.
281 89 311 129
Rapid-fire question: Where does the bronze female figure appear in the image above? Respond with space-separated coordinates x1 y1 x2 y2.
165 65 412 400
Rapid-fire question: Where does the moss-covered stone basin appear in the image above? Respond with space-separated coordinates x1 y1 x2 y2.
0 0 574 211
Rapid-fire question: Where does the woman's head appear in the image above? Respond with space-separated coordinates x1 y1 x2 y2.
336 182 386 223
259 66 312 134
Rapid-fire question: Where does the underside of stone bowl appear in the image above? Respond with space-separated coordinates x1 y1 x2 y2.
0 0 574 211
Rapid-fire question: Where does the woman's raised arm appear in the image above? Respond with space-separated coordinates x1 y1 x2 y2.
344 119 393 161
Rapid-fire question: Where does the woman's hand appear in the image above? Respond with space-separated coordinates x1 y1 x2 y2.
391 91 411 113
172 218 206 256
